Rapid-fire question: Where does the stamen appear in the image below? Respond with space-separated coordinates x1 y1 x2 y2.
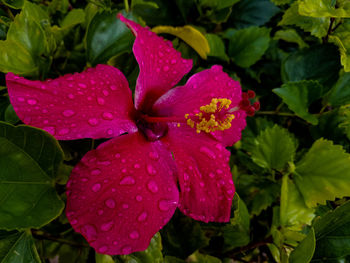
185 98 235 133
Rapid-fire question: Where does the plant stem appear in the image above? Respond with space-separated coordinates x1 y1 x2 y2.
124 0 129 12
224 236 273 258
256 111 296 117
32 230 89 248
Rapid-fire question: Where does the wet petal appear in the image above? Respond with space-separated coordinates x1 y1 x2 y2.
66 132 179 255
6 65 137 140
118 14 192 111
153 65 246 146
163 124 235 223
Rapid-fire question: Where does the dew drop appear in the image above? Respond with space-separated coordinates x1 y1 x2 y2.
199 146 216 160
199 182 205 187
78 83 87 88
62 109 75 117
110 85 117 90
97 97 105 105
102 90 109 96
137 211 148 221
122 203 129 209
91 169 101 176
170 59 177 64
80 224 97 241
44 126 56 135
163 65 169 72
134 163 140 169
209 172 215 178
71 219 78 225
148 151 159 160
183 173 190 181
147 180 159 193
158 199 171 211
58 128 69 135
113 241 118 245
136 195 143 202
121 246 132 254
106 129 114 135
102 112 114 120
88 118 99 126
101 221 114 231
105 198 116 208
146 164 157 175
18 97 25 102
27 99 37 105
97 209 104 215
92 183 101 192
129 230 140 239
217 169 223 174
119 176 136 185
115 153 121 158
98 245 108 253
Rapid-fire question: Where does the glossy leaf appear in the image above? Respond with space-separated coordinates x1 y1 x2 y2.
299 0 350 18
229 0 279 29
279 2 330 38
225 26 271 68
289 228 316 263
0 0 24 9
152 25 210 59
250 125 297 170
280 176 315 229
0 122 64 229
274 29 309 49
273 80 323 125
312 201 350 261
85 10 135 66
61 9 85 28
294 139 350 207
187 251 221 263
4 104 19 124
205 33 229 61
327 71 350 106
0 230 41 263
329 20 350 72
271 0 292 5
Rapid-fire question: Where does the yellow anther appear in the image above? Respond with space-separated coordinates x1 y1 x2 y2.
184 98 235 133
177 123 181 127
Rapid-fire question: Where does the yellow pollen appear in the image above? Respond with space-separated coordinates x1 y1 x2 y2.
184 98 235 133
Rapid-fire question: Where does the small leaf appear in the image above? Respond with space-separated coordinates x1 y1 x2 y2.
152 25 210 59
327 71 350 106
274 29 309 49
129 233 163 263
280 176 315 229
250 125 297 170
225 26 271 68
299 0 350 18
312 201 350 261
60 9 85 28
205 33 229 61
278 2 330 38
96 254 114 263
329 20 350 72
0 122 64 229
271 0 292 5
4 104 19 124
289 228 316 263
229 0 280 29
187 251 221 263
294 139 350 207
273 80 323 125
0 0 24 9
131 0 159 9
0 230 41 263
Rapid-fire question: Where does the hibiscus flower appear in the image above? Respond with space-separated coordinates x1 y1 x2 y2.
5 14 258 255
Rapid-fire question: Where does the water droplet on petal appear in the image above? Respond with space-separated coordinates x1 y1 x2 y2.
102 90 109 96
146 164 157 175
88 118 99 126
106 129 113 136
115 153 121 158
102 112 114 120
97 97 105 105
110 85 117 91
27 99 37 105
44 126 56 135
58 128 69 135
18 97 25 102
62 109 75 117
136 195 143 202
183 173 190 181
98 209 104 215
209 172 215 178
98 245 108 253
105 198 116 208
80 224 97 241
217 169 223 175
171 59 177 64
121 246 132 254
68 94 75 99
122 203 129 209
158 199 171 211
134 163 140 169
129 230 140 239
147 180 159 193
137 211 148 222
113 241 118 245
149 151 159 160
163 65 169 72
78 83 87 88
91 169 101 175
199 146 216 159
71 219 78 225
120 176 136 185
101 221 114 231
92 183 101 192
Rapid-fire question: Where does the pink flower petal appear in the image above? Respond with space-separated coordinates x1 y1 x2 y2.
6 65 137 140
153 65 246 146
163 124 235 223
66 132 179 255
118 14 193 111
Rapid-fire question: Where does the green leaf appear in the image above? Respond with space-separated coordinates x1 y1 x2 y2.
222 194 250 251
250 182 280 216
85 10 135 66
228 0 280 29
327 71 350 106
4 104 19 124
164 256 186 263
338 105 350 140
96 254 114 263
250 125 297 170
278 2 330 38
289 228 316 263
273 80 323 125
187 251 221 263
312 201 350 261
0 0 24 9
280 176 315 229
205 33 229 61
271 0 292 5
61 9 85 28
0 230 41 263
294 139 350 208
329 20 350 72
152 25 210 59
225 26 271 68
281 44 341 86
274 29 309 49
0 122 64 229
299 0 350 18
131 0 159 9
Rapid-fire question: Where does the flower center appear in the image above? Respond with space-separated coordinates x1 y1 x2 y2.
184 98 235 133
